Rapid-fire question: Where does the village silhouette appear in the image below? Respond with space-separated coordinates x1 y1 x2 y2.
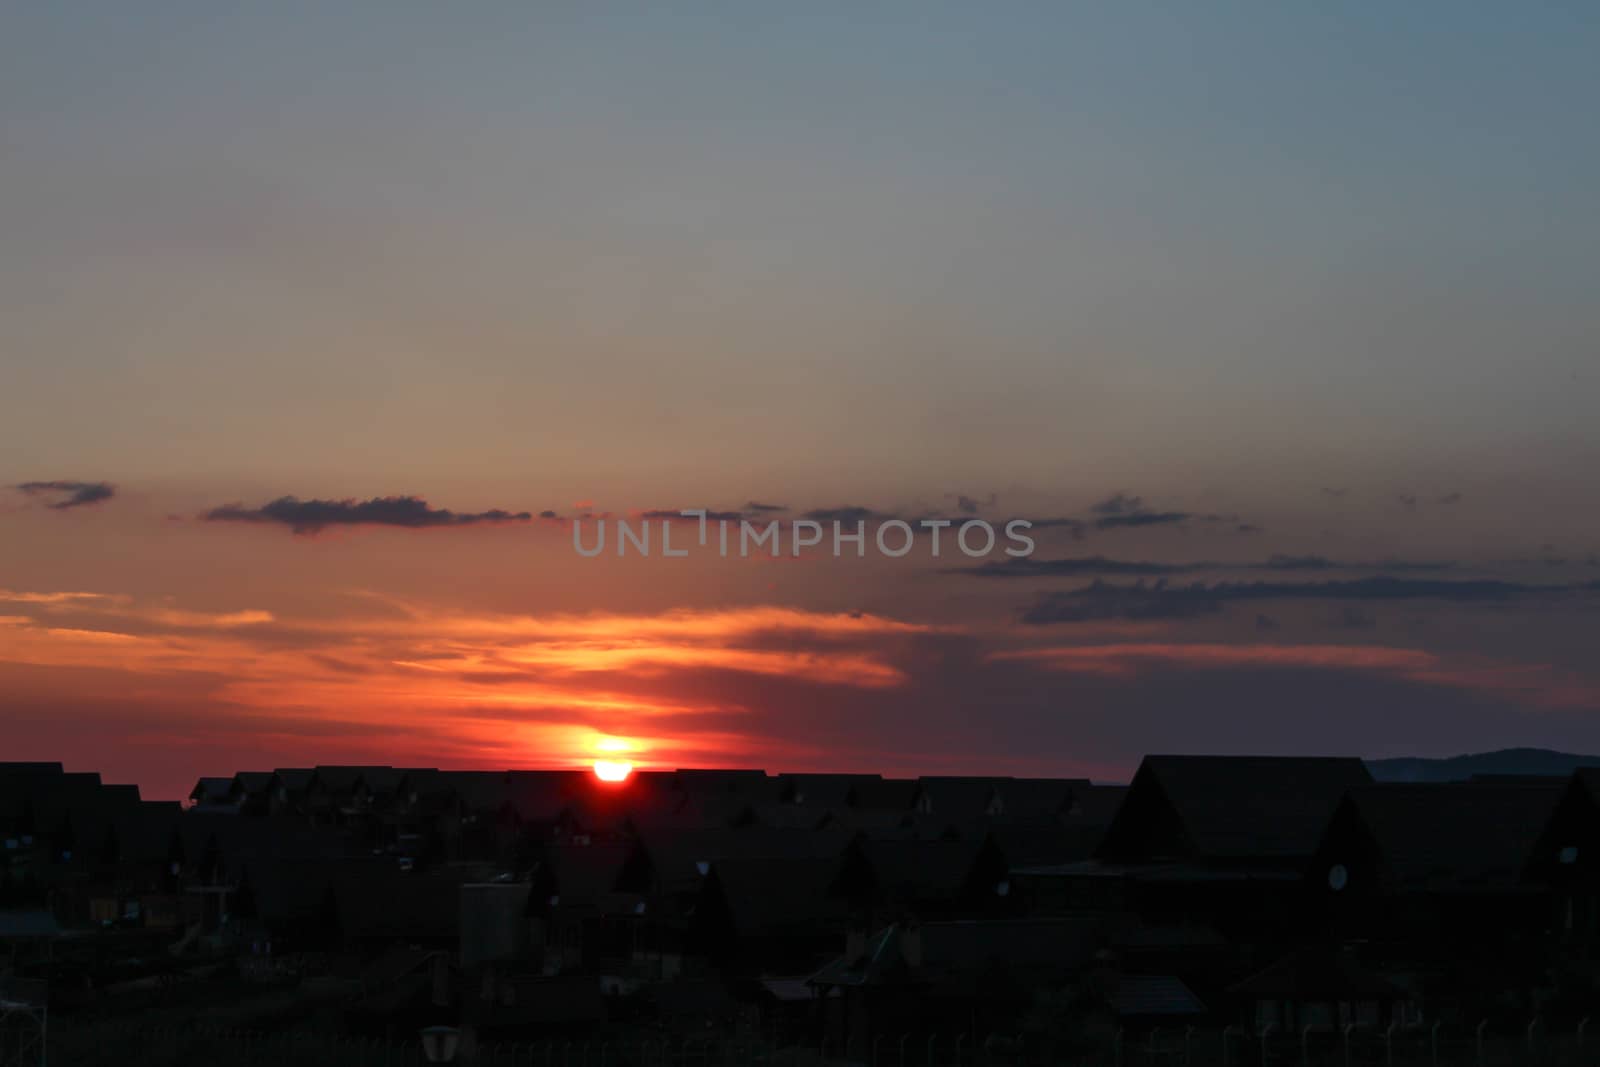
5 751 1600 1065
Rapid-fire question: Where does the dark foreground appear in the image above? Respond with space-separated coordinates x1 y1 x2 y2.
5 756 1600 1065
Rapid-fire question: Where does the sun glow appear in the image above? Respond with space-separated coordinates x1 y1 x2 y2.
593 759 633 782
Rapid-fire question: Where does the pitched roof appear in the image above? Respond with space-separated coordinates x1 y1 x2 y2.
232 772 277 796
438 771 511 812
1334 781 1563 890
272 768 314 793
811 917 1105 989
702 855 848 937
540 841 633 906
775 774 882 808
1106 975 1207 1018
1067 784 1129 824
312 765 393 794
985 817 1104 869
847 779 918 811
1229 947 1406 999
1000 778 1089 817
502 770 582 822
1099 755 1372 862
637 826 852 894
851 837 990 901
915 777 1009 819
189 777 234 803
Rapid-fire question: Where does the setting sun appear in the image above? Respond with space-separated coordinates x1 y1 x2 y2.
593 759 633 782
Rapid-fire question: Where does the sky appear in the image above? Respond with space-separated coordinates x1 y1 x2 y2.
3 3 1599 799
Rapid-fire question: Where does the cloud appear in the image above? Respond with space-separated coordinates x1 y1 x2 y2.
640 508 747 522
746 501 788 513
1320 487 1348 501
1021 575 1590 624
14 480 115 509
995 641 1441 677
1085 492 1194 530
959 554 1459 580
1089 493 1144 516
1332 607 1377 630
1095 510 1192 529
959 556 1199 579
802 505 894 523
1021 517 1088 538
1259 554 1457 573
202 495 533 535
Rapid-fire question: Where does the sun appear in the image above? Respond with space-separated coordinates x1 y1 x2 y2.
593 759 633 782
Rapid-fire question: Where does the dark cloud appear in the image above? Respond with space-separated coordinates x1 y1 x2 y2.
802 505 894 523
1021 583 1225 624
959 556 1200 579
15 480 115 509
1332 607 1377 630
1259 554 1457 573
641 508 747 522
950 491 996 515
1094 509 1191 530
1090 493 1144 516
960 554 1460 580
1022 517 1088 538
202 495 533 535
1084 492 1193 530
1398 493 1419 510
1438 492 1463 505
1022 575 1589 625
1254 613 1281 632
745 501 788 513
1320 487 1348 501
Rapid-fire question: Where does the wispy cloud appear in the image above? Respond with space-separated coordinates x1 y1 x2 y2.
14 480 115 509
959 554 1459 580
202 494 533 535
1021 575 1592 624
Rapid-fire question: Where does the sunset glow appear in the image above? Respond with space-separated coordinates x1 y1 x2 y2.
593 760 633 782
5 2 1600 804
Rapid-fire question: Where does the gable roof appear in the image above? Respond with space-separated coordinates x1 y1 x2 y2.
1331 781 1563 891
1229 947 1406 999
232 772 277 796
1098 755 1372 863
847 779 919 811
811 917 1106 989
701 855 849 937
1000 778 1089 817
1067 784 1129 824
775 774 882 808
189 777 234 804
1106 975 1206 1018
312 765 393 795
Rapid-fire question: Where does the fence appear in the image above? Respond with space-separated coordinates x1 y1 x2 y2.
31 1021 1600 1067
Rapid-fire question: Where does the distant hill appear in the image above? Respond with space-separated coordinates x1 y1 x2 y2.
1366 747 1600 783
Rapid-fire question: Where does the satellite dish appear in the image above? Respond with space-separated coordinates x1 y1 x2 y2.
1328 864 1349 891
